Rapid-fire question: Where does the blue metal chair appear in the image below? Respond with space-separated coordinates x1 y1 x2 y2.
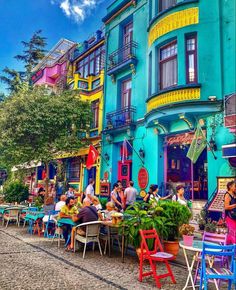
44 210 59 238
199 243 236 290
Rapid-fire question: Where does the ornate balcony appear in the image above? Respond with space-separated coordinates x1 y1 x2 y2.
103 106 136 134
107 41 138 76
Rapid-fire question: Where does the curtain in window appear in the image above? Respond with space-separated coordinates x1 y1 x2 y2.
160 0 176 11
162 58 177 89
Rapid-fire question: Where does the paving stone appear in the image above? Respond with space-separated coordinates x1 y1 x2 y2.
0 226 229 290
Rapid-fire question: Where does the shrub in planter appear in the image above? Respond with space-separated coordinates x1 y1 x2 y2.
4 180 29 203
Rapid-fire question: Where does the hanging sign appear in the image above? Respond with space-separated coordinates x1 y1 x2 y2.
138 168 149 189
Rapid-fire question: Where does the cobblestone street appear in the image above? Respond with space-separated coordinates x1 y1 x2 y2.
0 227 229 290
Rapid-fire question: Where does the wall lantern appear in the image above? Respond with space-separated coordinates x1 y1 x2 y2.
104 152 110 161
209 138 217 151
139 148 145 158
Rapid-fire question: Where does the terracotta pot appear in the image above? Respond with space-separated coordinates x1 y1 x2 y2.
163 240 179 258
136 248 147 260
183 235 194 247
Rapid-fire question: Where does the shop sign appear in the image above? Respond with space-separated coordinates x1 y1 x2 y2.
167 131 206 146
139 190 147 198
208 176 236 212
138 168 149 189
104 171 109 180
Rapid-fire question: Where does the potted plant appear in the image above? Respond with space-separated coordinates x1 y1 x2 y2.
122 202 165 258
158 201 192 256
179 224 195 246
204 218 217 233
195 209 207 231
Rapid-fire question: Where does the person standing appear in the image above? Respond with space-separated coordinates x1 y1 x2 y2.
65 186 75 198
110 183 123 211
172 185 187 206
117 180 125 208
144 184 171 203
224 181 236 244
124 181 138 208
85 178 95 202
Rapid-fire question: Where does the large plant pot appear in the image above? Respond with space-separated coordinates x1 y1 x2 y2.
183 235 194 247
163 240 179 258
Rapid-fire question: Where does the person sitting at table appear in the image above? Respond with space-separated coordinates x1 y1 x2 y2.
55 194 66 211
92 196 102 211
65 186 75 198
99 202 117 221
60 197 78 244
68 198 98 251
172 185 187 206
38 187 46 204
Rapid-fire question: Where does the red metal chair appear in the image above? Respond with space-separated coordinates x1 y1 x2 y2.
139 229 176 288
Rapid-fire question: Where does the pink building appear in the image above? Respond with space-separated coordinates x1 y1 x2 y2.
31 39 76 93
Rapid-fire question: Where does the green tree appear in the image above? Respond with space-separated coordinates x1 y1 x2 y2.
0 86 91 197
3 180 29 203
15 30 47 80
0 92 5 102
0 67 25 94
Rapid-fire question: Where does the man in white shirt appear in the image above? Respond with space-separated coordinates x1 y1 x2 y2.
65 187 75 198
55 195 67 211
124 181 138 208
85 178 95 202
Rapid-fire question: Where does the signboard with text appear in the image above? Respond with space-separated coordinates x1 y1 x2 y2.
208 176 236 212
138 168 149 189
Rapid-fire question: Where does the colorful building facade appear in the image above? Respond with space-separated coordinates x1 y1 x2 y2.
66 30 105 194
31 39 76 93
101 0 235 201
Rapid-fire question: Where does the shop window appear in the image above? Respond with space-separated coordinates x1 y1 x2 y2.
185 34 198 83
159 0 176 13
91 100 99 129
68 158 80 181
159 41 177 90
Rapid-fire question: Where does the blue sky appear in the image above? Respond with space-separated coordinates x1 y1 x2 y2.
0 0 114 93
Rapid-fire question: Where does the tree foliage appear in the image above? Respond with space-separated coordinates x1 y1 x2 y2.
15 30 47 80
3 180 29 203
0 87 92 168
0 30 47 94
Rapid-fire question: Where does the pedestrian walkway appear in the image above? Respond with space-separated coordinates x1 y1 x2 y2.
0 227 228 290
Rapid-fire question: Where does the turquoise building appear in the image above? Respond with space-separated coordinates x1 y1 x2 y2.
101 0 235 202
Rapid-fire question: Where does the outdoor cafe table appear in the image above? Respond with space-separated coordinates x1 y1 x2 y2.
57 218 76 246
101 221 125 263
180 240 220 290
25 211 45 234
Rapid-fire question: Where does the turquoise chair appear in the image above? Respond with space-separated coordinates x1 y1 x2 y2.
199 243 236 290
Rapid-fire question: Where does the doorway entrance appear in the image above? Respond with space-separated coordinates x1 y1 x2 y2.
165 134 208 200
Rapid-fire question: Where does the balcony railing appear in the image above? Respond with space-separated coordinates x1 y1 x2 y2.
108 41 138 72
105 106 136 130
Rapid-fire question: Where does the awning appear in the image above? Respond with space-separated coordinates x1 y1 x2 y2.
222 143 236 158
11 161 42 172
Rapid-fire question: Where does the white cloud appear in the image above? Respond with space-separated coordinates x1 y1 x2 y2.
51 0 104 23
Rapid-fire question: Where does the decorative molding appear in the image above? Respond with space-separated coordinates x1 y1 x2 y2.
148 7 199 47
147 87 200 112
130 63 136 75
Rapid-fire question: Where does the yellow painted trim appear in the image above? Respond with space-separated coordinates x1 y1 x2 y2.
56 148 89 159
148 7 199 47
147 88 201 112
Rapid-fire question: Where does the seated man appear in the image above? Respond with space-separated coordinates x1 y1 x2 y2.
59 197 78 244
69 198 98 250
55 194 66 211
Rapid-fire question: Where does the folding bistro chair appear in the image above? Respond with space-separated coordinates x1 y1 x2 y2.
199 243 236 290
74 221 103 259
2 207 20 227
194 231 228 283
139 229 176 289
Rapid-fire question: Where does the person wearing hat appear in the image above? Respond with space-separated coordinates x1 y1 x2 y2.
143 184 172 203
172 185 187 206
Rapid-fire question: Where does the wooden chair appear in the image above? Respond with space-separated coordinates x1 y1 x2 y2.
139 229 176 288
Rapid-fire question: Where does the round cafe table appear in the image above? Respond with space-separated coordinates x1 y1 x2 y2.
179 240 220 290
